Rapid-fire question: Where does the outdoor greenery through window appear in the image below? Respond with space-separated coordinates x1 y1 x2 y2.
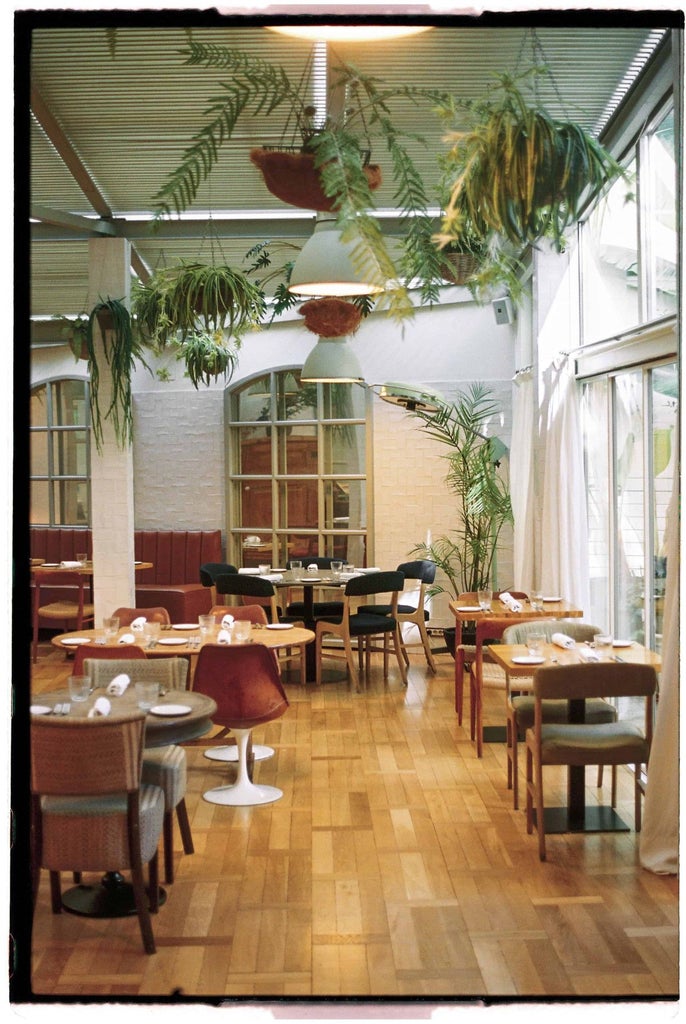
226 370 369 568
30 379 90 526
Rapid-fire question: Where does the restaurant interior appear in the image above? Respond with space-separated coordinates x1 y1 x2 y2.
17 3 681 1015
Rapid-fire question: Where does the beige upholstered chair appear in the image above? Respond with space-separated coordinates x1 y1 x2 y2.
501 620 615 808
525 662 657 860
83 656 191 884
32 570 94 662
30 711 165 954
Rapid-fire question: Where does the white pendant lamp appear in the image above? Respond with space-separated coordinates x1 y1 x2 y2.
289 218 384 298
301 336 364 383
378 382 445 413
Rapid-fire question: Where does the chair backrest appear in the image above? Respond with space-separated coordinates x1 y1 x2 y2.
503 620 601 645
287 557 333 570
472 617 513 674
344 571 405 599
210 604 269 625
214 573 280 622
396 560 436 585
31 712 145 797
112 606 171 626
193 644 289 727
34 570 90 610
83 655 189 691
200 562 239 587
73 643 148 674
534 662 658 702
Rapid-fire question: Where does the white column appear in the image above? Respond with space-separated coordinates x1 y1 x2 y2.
88 237 136 622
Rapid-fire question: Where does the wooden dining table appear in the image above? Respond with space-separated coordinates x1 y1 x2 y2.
488 639 662 834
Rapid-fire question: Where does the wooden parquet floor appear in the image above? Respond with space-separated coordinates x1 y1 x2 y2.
23 640 679 1006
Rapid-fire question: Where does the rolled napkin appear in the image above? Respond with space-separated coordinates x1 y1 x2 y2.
238 567 260 575
217 628 232 644
118 633 135 645
306 564 319 572
130 616 147 631
106 673 131 696
578 646 600 661
499 591 522 612
88 696 111 718
552 632 576 649
221 614 234 629
60 560 81 569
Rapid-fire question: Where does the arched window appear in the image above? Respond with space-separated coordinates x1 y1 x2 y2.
30 378 91 525
225 369 370 568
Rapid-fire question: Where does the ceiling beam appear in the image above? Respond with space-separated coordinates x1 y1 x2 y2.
31 204 117 236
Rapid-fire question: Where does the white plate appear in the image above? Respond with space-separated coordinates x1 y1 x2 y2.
61 637 92 646
171 623 198 630
457 606 481 612
299 577 322 583
542 596 562 602
612 640 633 648
149 704 191 716
30 705 52 715
41 563 60 568
157 637 187 646
512 655 545 665
266 623 294 630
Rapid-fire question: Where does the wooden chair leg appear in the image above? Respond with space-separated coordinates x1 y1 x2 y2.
418 620 437 673
162 811 174 885
176 798 194 855
393 628 407 685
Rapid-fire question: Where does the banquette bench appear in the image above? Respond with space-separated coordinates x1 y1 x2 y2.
30 528 223 623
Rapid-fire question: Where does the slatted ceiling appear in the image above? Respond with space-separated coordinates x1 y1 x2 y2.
28 23 667 323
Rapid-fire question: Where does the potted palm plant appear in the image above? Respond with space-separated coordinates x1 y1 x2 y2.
153 43 450 320
408 383 513 654
435 66 626 254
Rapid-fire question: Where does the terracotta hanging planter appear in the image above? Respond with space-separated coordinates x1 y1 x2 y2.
300 297 363 338
250 148 382 212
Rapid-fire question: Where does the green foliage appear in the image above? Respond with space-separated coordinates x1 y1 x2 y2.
153 44 453 322
181 331 240 389
53 313 90 361
436 67 627 253
410 383 513 595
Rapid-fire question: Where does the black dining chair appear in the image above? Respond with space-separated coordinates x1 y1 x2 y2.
199 562 239 605
357 560 437 672
285 557 345 621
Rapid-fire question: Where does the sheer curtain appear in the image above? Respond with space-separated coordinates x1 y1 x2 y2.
510 367 536 591
538 355 590 611
639 438 679 874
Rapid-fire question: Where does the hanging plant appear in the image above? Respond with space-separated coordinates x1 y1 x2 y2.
180 330 240 389
436 66 627 253
249 145 382 212
53 313 90 361
300 297 363 338
85 296 149 451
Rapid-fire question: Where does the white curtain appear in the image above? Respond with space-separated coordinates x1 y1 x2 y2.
538 356 590 612
510 367 536 591
640 434 679 874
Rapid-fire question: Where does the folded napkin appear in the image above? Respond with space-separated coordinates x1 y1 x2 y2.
306 564 319 572
499 591 522 612
552 632 576 649
118 633 135 645
221 614 234 628
578 646 600 661
130 616 147 631
88 696 111 718
60 560 81 568
358 567 381 573
217 628 232 644
106 673 131 696
264 573 283 582
238 567 260 575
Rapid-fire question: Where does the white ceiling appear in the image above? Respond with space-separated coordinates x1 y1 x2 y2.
24 13 671 334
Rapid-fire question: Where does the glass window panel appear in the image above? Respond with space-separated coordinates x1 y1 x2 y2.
583 379 610 634
322 424 366 474
30 480 49 524
51 379 87 426
239 479 273 529
31 385 47 427
233 375 272 421
278 375 317 421
324 479 367 531
276 424 318 475
30 432 49 477
280 533 320 563
277 479 318 530
651 362 678 653
614 370 645 642
52 430 88 475
581 158 639 345
53 479 89 525
322 383 365 420
645 109 677 321
237 424 272 474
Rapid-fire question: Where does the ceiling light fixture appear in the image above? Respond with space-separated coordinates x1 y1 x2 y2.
377 382 445 413
301 336 364 383
288 218 384 297
267 25 433 43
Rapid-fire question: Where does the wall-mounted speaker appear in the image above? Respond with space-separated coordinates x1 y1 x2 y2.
492 296 514 325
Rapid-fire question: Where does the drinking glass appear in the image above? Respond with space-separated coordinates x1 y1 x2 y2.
331 560 343 574
68 675 91 702
290 560 302 573
593 633 613 657
531 590 544 611
199 614 215 640
527 632 545 657
143 621 161 647
477 589 492 612
102 616 119 642
135 681 159 711
76 552 87 566
233 620 252 643
259 563 271 575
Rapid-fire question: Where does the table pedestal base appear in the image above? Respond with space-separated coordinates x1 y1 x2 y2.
536 805 630 835
61 872 166 918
